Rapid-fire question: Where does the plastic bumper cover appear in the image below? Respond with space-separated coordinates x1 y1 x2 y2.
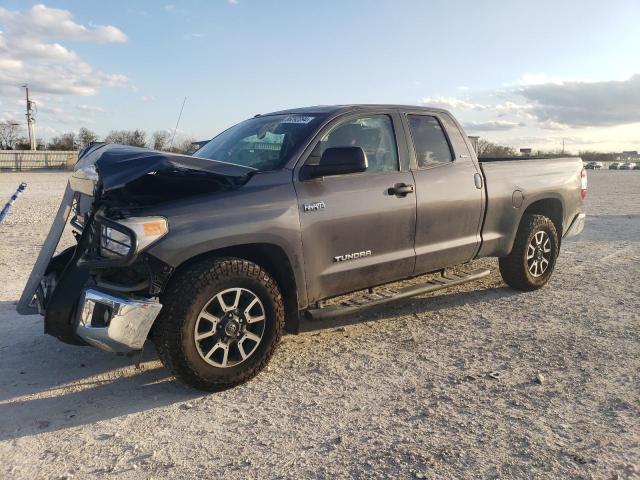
76 289 162 353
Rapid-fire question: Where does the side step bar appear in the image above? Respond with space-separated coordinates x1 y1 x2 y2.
305 268 490 321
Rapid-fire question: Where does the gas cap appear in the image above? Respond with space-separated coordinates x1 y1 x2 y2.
512 190 524 208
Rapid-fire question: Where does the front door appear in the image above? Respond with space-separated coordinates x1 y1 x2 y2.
294 113 416 303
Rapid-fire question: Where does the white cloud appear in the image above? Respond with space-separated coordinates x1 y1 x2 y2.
76 104 106 113
517 73 564 86
0 4 129 97
0 4 127 43
228 0 239 4
518 74 640 127
141 95 156 103
419 96 487 111
463 120 525 132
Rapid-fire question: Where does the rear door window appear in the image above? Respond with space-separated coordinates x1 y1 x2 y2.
407 115 453 168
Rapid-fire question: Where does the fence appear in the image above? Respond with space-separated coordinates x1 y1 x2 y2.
0 151 77 171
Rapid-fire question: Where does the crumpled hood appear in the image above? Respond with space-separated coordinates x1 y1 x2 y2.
75 143 256 192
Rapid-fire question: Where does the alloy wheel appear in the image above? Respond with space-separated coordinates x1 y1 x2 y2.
193 287 266 368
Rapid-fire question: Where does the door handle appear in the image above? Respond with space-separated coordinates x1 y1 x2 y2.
474 173 483 189
388 183 415 197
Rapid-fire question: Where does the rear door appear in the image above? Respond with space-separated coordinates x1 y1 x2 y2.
294 111 416 303
403 111 484 274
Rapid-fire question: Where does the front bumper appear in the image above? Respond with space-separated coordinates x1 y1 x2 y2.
564 213 586 238
76 289 162 353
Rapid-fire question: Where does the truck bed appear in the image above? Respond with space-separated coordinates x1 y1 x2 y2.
479 156 579 162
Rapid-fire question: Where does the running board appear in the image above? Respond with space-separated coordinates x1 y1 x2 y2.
305 268 491 321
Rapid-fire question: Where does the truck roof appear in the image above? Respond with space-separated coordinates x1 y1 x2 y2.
263 104 451 116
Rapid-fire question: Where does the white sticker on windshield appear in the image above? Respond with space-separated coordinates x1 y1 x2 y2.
281 115 315 124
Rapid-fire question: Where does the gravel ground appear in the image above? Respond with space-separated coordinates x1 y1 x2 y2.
0 169 638 479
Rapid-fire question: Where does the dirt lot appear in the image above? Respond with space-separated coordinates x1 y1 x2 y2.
0 169 638 479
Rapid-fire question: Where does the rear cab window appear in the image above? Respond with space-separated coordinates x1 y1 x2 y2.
407 115 453 169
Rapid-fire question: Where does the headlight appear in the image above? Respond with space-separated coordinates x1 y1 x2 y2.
100 225 132 258
99 216 168 259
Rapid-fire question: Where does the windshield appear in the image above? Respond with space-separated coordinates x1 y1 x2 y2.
193 114 325 171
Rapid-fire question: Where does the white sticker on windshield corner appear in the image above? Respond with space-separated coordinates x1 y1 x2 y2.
281 115 315 124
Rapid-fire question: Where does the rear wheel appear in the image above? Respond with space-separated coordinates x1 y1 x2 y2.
154 257 284 391
499 214 559 291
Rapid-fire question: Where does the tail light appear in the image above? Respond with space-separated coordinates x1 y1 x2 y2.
580 167 588 199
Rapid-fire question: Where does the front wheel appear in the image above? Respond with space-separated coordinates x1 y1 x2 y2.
153 257 284 391
499 214 559 291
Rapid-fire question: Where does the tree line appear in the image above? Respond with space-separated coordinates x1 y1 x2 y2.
0 120 628 161
476 138 618 161
0 121 197 155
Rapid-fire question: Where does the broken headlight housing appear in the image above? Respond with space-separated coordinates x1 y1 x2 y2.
99 217 169 260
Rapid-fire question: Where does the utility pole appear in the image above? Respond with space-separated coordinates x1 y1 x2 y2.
562 138 565 155
23 85 36 150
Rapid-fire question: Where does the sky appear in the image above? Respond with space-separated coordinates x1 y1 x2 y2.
0 0 639 152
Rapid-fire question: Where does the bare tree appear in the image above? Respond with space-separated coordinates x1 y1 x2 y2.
14 137 31 150
169 137 197 155
476 138 517 157
104 129 147 147
48 132 77 151
77 127 98 149
0 121 22 149
151 130 171 151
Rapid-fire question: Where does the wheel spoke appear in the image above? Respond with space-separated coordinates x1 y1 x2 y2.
232 289 242 310
242 331 261 343
527 245 535 260
205 341 224 360
217 293 232 312
200 311 220 326
543 238 551 253
246 313 265 324
535 232 543 245
195 330 215 341
220 344 229 367
540 258 549 272
238 341 248 360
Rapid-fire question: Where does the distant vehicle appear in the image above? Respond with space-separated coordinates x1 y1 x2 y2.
585 162 603 169
634 164 640 170
609 162 621 170
619 162 636 170
17 105 587 391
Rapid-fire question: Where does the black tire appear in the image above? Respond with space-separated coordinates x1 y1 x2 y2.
153 257 284 391
499 214 559 291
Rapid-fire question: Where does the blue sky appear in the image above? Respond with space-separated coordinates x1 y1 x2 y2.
0 0 639 151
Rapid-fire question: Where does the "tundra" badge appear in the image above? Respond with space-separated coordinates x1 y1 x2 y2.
303 201 326 212
334 250 372 262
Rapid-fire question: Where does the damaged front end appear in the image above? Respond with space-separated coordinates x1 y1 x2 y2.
17 143 255 353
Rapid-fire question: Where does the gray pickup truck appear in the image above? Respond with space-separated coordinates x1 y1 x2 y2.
18 105 587 391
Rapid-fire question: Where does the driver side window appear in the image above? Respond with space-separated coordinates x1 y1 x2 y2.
312 115 399 173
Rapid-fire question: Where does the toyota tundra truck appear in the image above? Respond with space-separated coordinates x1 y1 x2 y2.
17 105 587 391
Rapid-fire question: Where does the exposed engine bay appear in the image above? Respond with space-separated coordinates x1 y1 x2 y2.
17 143 256 349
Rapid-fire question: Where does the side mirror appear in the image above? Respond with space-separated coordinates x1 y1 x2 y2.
301 146 368 180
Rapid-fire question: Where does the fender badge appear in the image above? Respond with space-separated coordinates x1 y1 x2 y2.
303 201 326 212
334 250 372 262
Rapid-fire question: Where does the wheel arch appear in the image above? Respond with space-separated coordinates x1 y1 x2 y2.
521 197 564 240
166 243 301 334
